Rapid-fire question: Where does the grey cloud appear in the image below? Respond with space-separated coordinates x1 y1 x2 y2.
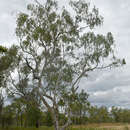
0 0 29 46
80 64 130 106
89 85 130 108
81 65 130 108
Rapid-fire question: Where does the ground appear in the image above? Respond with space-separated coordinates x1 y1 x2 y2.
1 123 130 130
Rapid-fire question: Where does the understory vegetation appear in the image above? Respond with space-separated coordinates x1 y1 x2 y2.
1 100 130 129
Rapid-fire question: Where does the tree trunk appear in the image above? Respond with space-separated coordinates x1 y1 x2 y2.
0 102 3 126
2 117 4 128
16 115 18 126
52 109 72 130
20 114 23 127
54 113 60 130
35 120 39 128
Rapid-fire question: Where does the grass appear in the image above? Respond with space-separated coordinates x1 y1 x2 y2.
0 126 52 130
0 126 53 130
1 124 130 130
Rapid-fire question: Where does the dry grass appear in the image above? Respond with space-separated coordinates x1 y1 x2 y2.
71 123 130 130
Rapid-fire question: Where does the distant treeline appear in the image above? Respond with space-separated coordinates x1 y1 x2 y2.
0 98 130 128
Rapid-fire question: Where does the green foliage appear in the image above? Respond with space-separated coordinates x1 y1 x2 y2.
0 45 19 88
0 45 7 53
1 105 15 127
110 106 130 123
0 45 18 71
88 106 111 123
25 105 42 127
43 111 53 126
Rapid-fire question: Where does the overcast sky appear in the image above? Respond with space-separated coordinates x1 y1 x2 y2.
0 0 130 108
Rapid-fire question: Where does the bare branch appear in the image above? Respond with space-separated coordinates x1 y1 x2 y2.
25 57 35 71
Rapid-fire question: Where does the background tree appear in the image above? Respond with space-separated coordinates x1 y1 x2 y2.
88 106 110 123
6 0 125 130
70 90 90 125
1 104 15 128
0 45 7 87
0 45 7 127
10 98 26 127
0 45 18 89
0 90 4 127
43 111 53 127
25 104 42 128
110 106 125 123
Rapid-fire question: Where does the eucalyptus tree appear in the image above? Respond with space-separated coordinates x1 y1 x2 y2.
8 0 125 130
